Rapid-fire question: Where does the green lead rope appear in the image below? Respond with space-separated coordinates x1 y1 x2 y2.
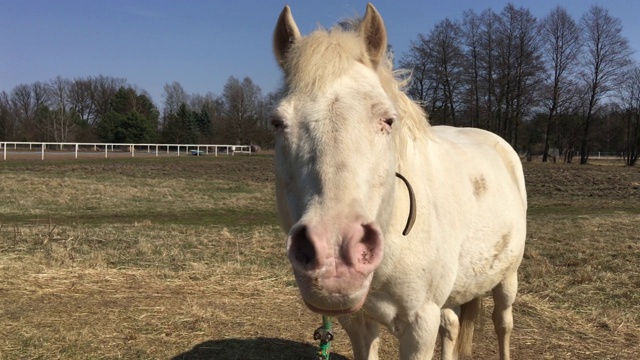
314 315 333 360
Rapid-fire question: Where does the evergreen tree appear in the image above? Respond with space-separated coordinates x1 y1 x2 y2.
96 87 158 143
161 103 199 144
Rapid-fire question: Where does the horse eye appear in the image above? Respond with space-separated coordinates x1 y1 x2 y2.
384 117 395 127
270 116 286 131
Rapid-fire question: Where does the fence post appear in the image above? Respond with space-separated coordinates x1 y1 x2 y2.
41 143 45 160
3 143 6 161
75 144 79 159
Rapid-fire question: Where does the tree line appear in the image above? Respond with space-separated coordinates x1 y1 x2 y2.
398 4 639 165
0 75 279 149
1 4 639 165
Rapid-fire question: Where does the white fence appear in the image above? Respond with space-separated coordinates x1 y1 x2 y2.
0 142 252 161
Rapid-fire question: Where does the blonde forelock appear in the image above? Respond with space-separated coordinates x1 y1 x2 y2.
281 21 431 160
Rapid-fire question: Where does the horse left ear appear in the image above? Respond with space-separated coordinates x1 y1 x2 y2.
360 3 387 68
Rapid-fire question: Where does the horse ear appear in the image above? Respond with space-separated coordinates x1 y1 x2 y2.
360 3 387 68
273 5 301 69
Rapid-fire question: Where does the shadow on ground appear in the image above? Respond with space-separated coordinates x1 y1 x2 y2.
171 337 349 360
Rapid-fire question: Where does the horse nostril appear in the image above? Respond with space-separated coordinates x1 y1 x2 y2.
359 223 382 265
289 225 317 267
358 226 374 264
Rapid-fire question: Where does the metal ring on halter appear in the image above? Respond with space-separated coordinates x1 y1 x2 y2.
395 172 416 236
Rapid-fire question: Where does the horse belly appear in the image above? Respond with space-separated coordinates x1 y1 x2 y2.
446 226 526 307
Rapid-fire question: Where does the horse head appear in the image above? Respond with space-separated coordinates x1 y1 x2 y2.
272 4 398 315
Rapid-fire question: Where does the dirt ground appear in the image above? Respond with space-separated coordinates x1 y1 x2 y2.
525 158 639 203
0 155 639 359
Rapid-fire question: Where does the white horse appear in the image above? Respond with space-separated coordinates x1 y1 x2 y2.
271 4 527 360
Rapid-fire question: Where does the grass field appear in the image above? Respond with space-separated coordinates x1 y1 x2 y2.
0 155 638 359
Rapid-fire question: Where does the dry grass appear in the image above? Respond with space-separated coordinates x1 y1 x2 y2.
0 223 313 359
1 156 639 359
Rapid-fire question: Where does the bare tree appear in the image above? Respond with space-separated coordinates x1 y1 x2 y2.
93 75 127 123
31 82 49 110
400 20 464 127
461 10 483 128
2 76 131 142
494 4 544 148
426 18 465 126
69 78 98 126
30 82 52 140
0 91 12 140
618 65 640 165
162 81 188 127
560 80 594 163
402 4 543 148
10 84 35 123
539 6 582 162
477 9 500 132
578 5 632 164
9 84 38 140
47 76 76 142
222 76 264 144
189 92 217 112
399 34 432 110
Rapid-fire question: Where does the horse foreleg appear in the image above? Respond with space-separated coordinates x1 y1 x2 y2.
492 271 518 360
440 307 460 360
398 302 441 360
338 313 380 360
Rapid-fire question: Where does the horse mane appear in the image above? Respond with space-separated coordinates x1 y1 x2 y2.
282 19 431 158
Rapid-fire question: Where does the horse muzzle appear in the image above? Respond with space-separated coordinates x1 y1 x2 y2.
286 220 384 314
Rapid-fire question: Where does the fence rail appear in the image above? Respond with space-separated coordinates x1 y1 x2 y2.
0 141 251 161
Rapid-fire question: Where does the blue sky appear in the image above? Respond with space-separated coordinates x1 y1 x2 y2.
1 0 639 107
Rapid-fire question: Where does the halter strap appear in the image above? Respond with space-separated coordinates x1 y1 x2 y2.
395 172 416 236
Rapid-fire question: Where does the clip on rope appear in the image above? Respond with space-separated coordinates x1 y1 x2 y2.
314 315 333 360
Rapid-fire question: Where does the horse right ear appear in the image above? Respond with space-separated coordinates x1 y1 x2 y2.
273 5 301 69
